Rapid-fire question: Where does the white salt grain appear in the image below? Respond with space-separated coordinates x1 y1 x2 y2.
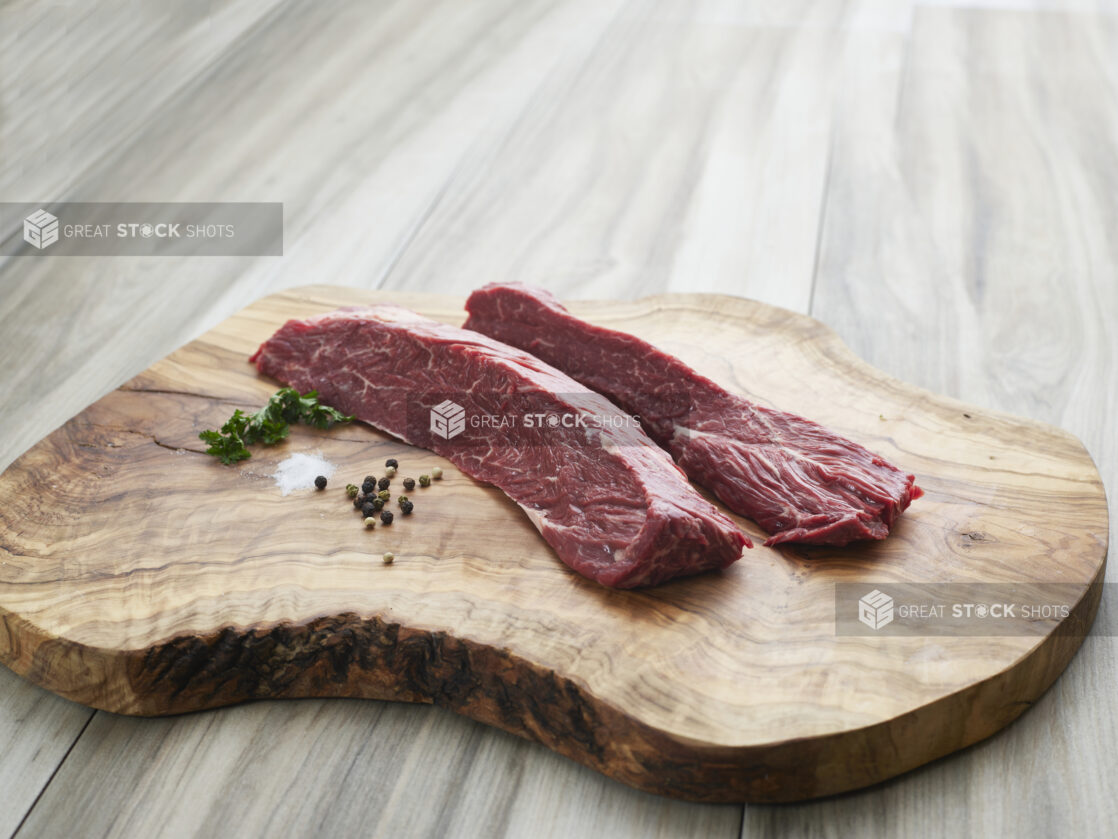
273 452 337 496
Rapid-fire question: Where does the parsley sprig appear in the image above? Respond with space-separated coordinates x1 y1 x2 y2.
199 387 355 464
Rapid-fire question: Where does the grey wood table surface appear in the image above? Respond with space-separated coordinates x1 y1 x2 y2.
1 0 1115 836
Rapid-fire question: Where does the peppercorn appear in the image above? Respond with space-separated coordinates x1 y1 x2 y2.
377 477 390 492
314 475 327 490
364 517 376 529
380 510 394 525
361 502 377 518
400 500 414 515
397 495 409 505
382 551 394 564
377 489 390 502
372 497 384 511
419 474 431 487
385 465 397 478
386 459 398 469
361 478 376 495
431 467 443 480
402 477 416 491
346 483 359 499
353 494 365 509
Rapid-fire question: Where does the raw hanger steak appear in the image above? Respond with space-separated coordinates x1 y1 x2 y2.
251 304 749 588
464 283 921 546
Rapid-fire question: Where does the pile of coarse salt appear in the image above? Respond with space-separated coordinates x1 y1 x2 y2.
273 451 337 496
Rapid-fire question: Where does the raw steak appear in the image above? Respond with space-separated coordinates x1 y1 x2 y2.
250 305 749 588
464 284 922 547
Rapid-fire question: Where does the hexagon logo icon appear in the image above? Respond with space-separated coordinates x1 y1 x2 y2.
24 209 59 250
858 589 894 630
430 399 466 440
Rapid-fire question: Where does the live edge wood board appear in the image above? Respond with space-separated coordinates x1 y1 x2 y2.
0 287 1107 803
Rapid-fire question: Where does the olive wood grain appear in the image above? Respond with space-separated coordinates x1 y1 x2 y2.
0 287 1107 803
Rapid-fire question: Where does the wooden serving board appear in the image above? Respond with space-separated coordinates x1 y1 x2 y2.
0 287 1107 803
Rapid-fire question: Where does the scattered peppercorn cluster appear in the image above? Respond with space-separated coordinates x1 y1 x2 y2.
333 458 443 561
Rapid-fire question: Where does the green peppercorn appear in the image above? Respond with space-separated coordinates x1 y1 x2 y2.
372 497 384 511
431 467 443 480
397 495 409 505
377 489 390 502
419 474 431 487
382 551 394 564
400 500 414 515
346 483 359 499
314 475 327 490
402 477 415 491
364 517 376 529
380 510 394 525
385 459 399 469
377 477 391 492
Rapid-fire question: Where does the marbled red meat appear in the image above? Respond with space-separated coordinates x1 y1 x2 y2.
464 284 921 547
251 305 749 587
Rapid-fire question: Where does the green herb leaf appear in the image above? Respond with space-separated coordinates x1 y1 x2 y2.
303 400 354 430
199 428 252 465
198 388 354 463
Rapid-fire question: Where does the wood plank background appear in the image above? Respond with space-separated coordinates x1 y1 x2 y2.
0 0 1114 836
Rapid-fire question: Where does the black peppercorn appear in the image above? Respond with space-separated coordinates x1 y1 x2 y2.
314 475 327 490
386 458 399 469
400 500 414 515
377 477 391 491
361 478 376 495
380 510 393 525
402 477 416 491
361 502 376 518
